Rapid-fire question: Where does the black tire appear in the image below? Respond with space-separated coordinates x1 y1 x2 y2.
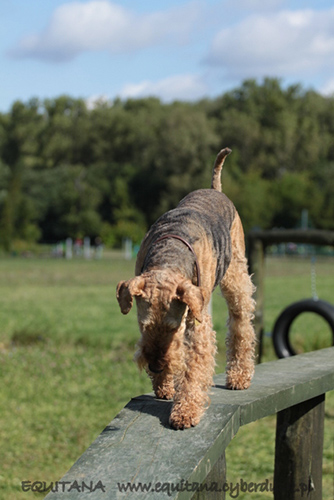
272 298 334 358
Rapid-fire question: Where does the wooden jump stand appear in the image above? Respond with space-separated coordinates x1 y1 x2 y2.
248 229 334 362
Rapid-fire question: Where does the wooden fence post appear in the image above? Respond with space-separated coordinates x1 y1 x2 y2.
274 394 325 499
192 453 226 500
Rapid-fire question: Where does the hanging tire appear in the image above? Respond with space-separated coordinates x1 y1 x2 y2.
272 298 334 358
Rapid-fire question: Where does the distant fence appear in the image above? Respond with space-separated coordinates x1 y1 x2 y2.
52 237 103 260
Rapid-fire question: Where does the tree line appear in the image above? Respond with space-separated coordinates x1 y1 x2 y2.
0 78 333 251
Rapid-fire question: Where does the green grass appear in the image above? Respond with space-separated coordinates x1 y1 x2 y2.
0 255 333 499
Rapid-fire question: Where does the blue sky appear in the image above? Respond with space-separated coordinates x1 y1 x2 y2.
1 0 334 112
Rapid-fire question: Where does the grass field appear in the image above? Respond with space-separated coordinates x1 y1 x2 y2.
0 254 333 499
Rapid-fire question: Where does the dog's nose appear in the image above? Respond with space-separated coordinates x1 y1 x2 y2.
148 363 164 374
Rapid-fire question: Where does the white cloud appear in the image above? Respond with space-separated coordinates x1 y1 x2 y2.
9 0 201 62
230 0 286 13
320 78 334 96
119 74 208 102
205 8 334 80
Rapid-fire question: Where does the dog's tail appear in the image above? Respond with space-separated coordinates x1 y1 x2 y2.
211 147 232 192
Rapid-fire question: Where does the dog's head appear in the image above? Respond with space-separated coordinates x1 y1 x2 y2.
116 270 204 332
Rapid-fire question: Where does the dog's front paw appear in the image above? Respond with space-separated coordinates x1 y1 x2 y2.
169 404 201 430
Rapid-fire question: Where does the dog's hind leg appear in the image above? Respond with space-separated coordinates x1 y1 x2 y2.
220 212 256 389
149 370 175 400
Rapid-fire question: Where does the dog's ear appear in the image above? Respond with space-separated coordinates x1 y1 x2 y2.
176 280 204 323
116 276 146 314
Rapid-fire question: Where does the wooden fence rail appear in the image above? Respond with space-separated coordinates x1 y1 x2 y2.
44 347 334 500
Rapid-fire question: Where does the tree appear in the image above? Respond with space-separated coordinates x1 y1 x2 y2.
0 81 334 251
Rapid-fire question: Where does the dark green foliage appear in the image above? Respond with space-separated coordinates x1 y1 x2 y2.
0 79 333 249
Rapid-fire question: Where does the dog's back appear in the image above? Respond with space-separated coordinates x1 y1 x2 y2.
136 148 235 288
138 191 235 292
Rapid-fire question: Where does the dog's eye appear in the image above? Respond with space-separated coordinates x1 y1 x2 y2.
136 298 153 326
163 300 187 330
169 299 187 316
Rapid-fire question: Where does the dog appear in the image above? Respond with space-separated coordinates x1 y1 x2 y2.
117 148 256 429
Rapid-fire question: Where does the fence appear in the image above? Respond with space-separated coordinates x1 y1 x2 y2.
248 229 334 361
44 346 334 499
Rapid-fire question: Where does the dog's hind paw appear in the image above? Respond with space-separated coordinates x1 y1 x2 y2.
225 373 252 390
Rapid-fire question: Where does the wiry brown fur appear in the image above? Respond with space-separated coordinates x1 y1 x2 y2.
116 148 256 429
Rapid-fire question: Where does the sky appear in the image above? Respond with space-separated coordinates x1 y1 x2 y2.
1 0 334 112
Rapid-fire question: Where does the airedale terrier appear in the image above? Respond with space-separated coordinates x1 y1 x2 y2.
117 148 256 429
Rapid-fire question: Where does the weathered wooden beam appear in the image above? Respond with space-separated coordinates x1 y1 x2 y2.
44 347 334 500
274 394 325 500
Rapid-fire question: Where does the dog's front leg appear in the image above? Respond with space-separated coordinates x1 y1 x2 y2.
135 343 176 400
169 315 216 429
